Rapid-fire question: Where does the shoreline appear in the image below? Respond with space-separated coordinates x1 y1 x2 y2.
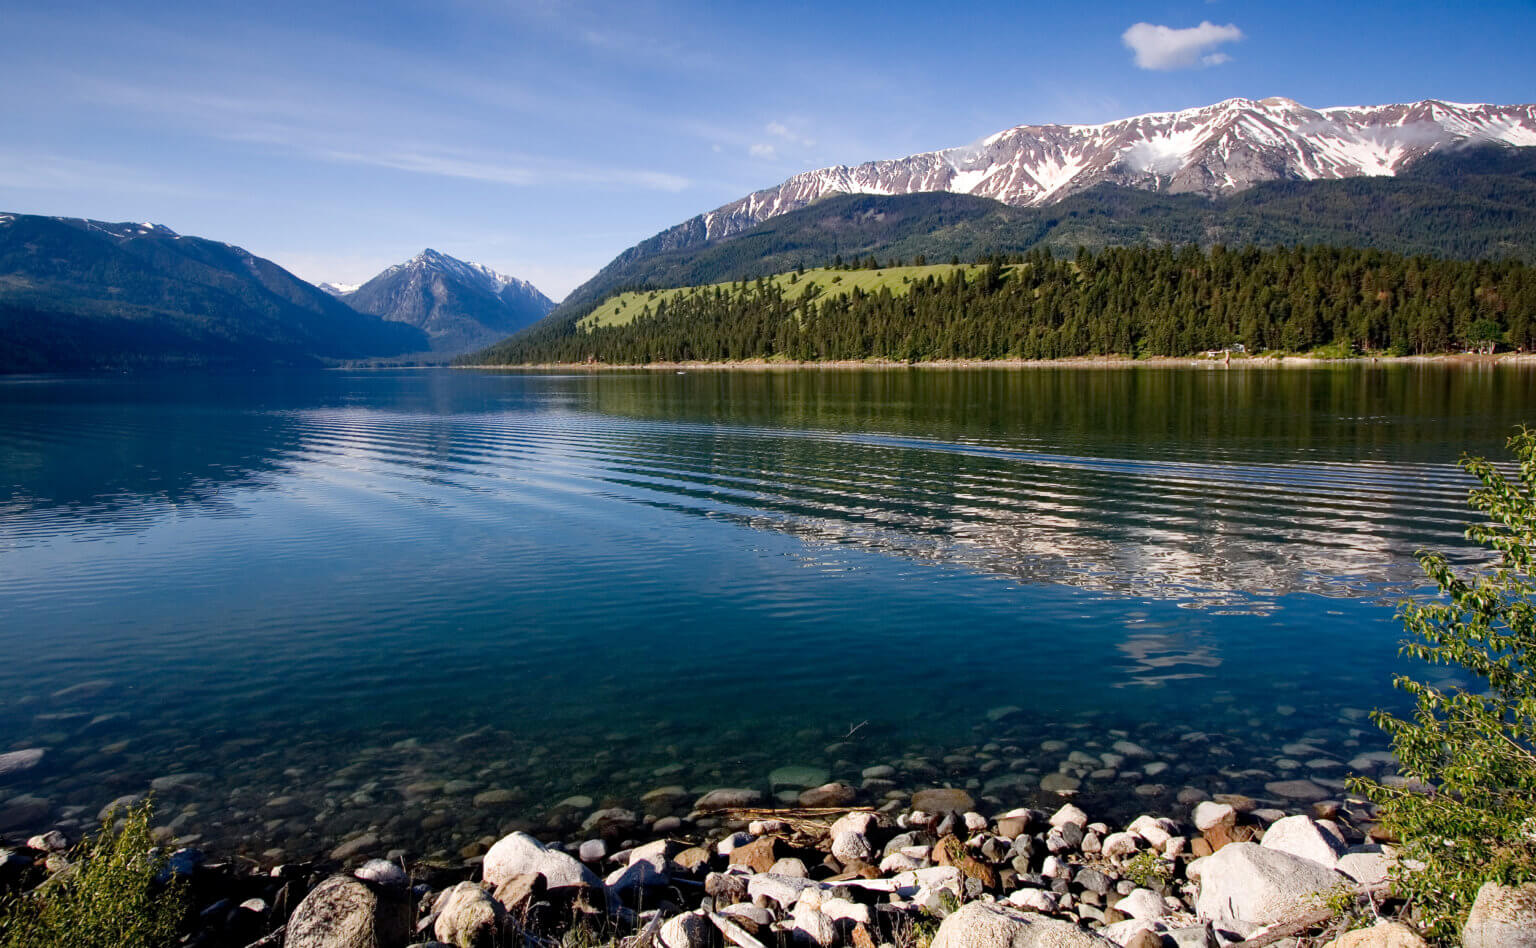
455 352 1536 371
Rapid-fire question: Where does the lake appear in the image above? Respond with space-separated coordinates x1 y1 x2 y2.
0 364 1528 862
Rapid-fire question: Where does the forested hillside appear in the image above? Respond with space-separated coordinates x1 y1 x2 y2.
0 214 427 371
472 245 1536 364
548 146 1536 322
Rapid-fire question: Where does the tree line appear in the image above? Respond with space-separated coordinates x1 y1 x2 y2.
475 244 1536 364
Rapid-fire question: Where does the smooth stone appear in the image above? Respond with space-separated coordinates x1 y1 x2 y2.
471 789 519 808
353 860 407 888
329 833 380 862
285 874 411 948
1113 741 1152 758
798 782 857 807
1337 851 1390 887
1264 779 1329 802
931 901 1114 947
433 881 505 948
1259 815 1347 869
911 788 975 815
694 788 762 811
1193 842 1345 925
1326 921 1429 948
482 832 599 890
1040 773 1081 794
769 765 829 789
1463 881 1536 948
578 839 606 862
862 765 896 780
1050 803 1088 828
659 910 715 948
1116 888 1168 920
1193 801 1236 832
26 830 67 852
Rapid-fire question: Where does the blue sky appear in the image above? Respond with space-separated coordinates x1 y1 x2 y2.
3 0 1533 299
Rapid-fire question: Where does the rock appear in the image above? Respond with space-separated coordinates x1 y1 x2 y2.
578 839 606 862
771 856 808 877
931 901 1114 947
1040 773 1081 794
96 793 144 821
1264 780 1330 802
605 858 668 893
286 874 411 948
1076 867 1113 895
149 772 210 792
1260 815 1348 869
1102 832 1140 859
482 831 599 890
0 796 50 832
1115 888 1168 920
822 897 871 925
727 837 781 873
799 782 858 807
1337 851 1390 887
0 748 45 780
26 830 67 852
716 832 754 856
1463 881 1536 948
330 834 380 862
491 873 543 916
747 872 822 909
1128 815 1177 851
1113 741 1151 758
934 834 998 888
830 811 879 837
471 789 519 808
582 807 638 834
354 860 407 888
1325 921 1429 948
705 871 749 905
1008 888 1059 912
792 901 837 947
1193 842 1344 925
433 882 505 948
911 788 975 815
1050 803 1089 828
659 910 715 948
1193 801 1236 832
832 831 873 863
769 765 829 789
694 788 763 811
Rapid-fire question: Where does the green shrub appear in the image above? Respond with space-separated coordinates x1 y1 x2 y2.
0 801 186 948
1352 429 1536 939
1121 849 1172 888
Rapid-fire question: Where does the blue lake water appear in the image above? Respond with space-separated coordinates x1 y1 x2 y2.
0 365 1528 861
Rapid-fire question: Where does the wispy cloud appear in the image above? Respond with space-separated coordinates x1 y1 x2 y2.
0 149 212 198
1121 21 1244 70
748 143 777 159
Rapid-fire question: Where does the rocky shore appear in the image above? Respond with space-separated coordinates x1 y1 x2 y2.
15 770 1531 948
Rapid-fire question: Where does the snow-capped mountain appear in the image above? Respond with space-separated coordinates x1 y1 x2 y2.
341 249 555 355
683 98 1536 245
317 281 360 297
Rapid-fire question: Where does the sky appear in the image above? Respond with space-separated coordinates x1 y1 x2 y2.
2 1 1534 300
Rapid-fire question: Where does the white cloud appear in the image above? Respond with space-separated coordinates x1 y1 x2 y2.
1121 21 1244 71
749 143 777 159
765 121 816 147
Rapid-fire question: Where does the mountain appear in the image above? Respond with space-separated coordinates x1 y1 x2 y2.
555 98 1536 316
540 144 1536 322
317 281 360 297
0 213 427 372
338 249 555 355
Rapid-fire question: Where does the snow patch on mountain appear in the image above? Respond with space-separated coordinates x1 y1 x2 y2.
677 97 1536 248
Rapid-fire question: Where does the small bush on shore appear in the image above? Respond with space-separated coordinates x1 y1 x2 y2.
1353 429 1536 939
0 801 185 948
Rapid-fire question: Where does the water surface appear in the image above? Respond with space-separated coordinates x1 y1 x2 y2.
0 366 1527 859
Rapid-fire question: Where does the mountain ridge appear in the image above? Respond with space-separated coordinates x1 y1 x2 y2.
557 97 1535 315
0 212 427 372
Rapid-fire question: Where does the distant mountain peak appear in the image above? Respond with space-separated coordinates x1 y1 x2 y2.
345 249 555 355
678 97 1536 246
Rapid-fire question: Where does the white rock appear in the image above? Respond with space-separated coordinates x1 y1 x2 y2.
1050 803 1089 828
1115 888 1168 920
433 881 505 947
831 830 872 863
1008 888 1059 912
659 910 715 948
821 897 871 925
932 901 1115 947
880 852 924 873
1463 881 1536 948
746 872 821 909
791 901 836 947
483 832 600 889
1041 855 1070 879
1193 801 1236 832
716 832 754 856
1194 841 1344 925
1337 851 1390 887
1113 740 1152 758
829 811 879 838
1102 831 1141 859
1128 815 1178 850
578 839 606 862
1259 815 1348 869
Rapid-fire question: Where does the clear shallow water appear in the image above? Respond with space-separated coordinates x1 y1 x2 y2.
0 365 1530 861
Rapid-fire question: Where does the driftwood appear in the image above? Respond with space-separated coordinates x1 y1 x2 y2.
715 806 880 840
240 926 284 948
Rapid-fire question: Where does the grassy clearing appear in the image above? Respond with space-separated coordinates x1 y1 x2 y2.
579 264 999 330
